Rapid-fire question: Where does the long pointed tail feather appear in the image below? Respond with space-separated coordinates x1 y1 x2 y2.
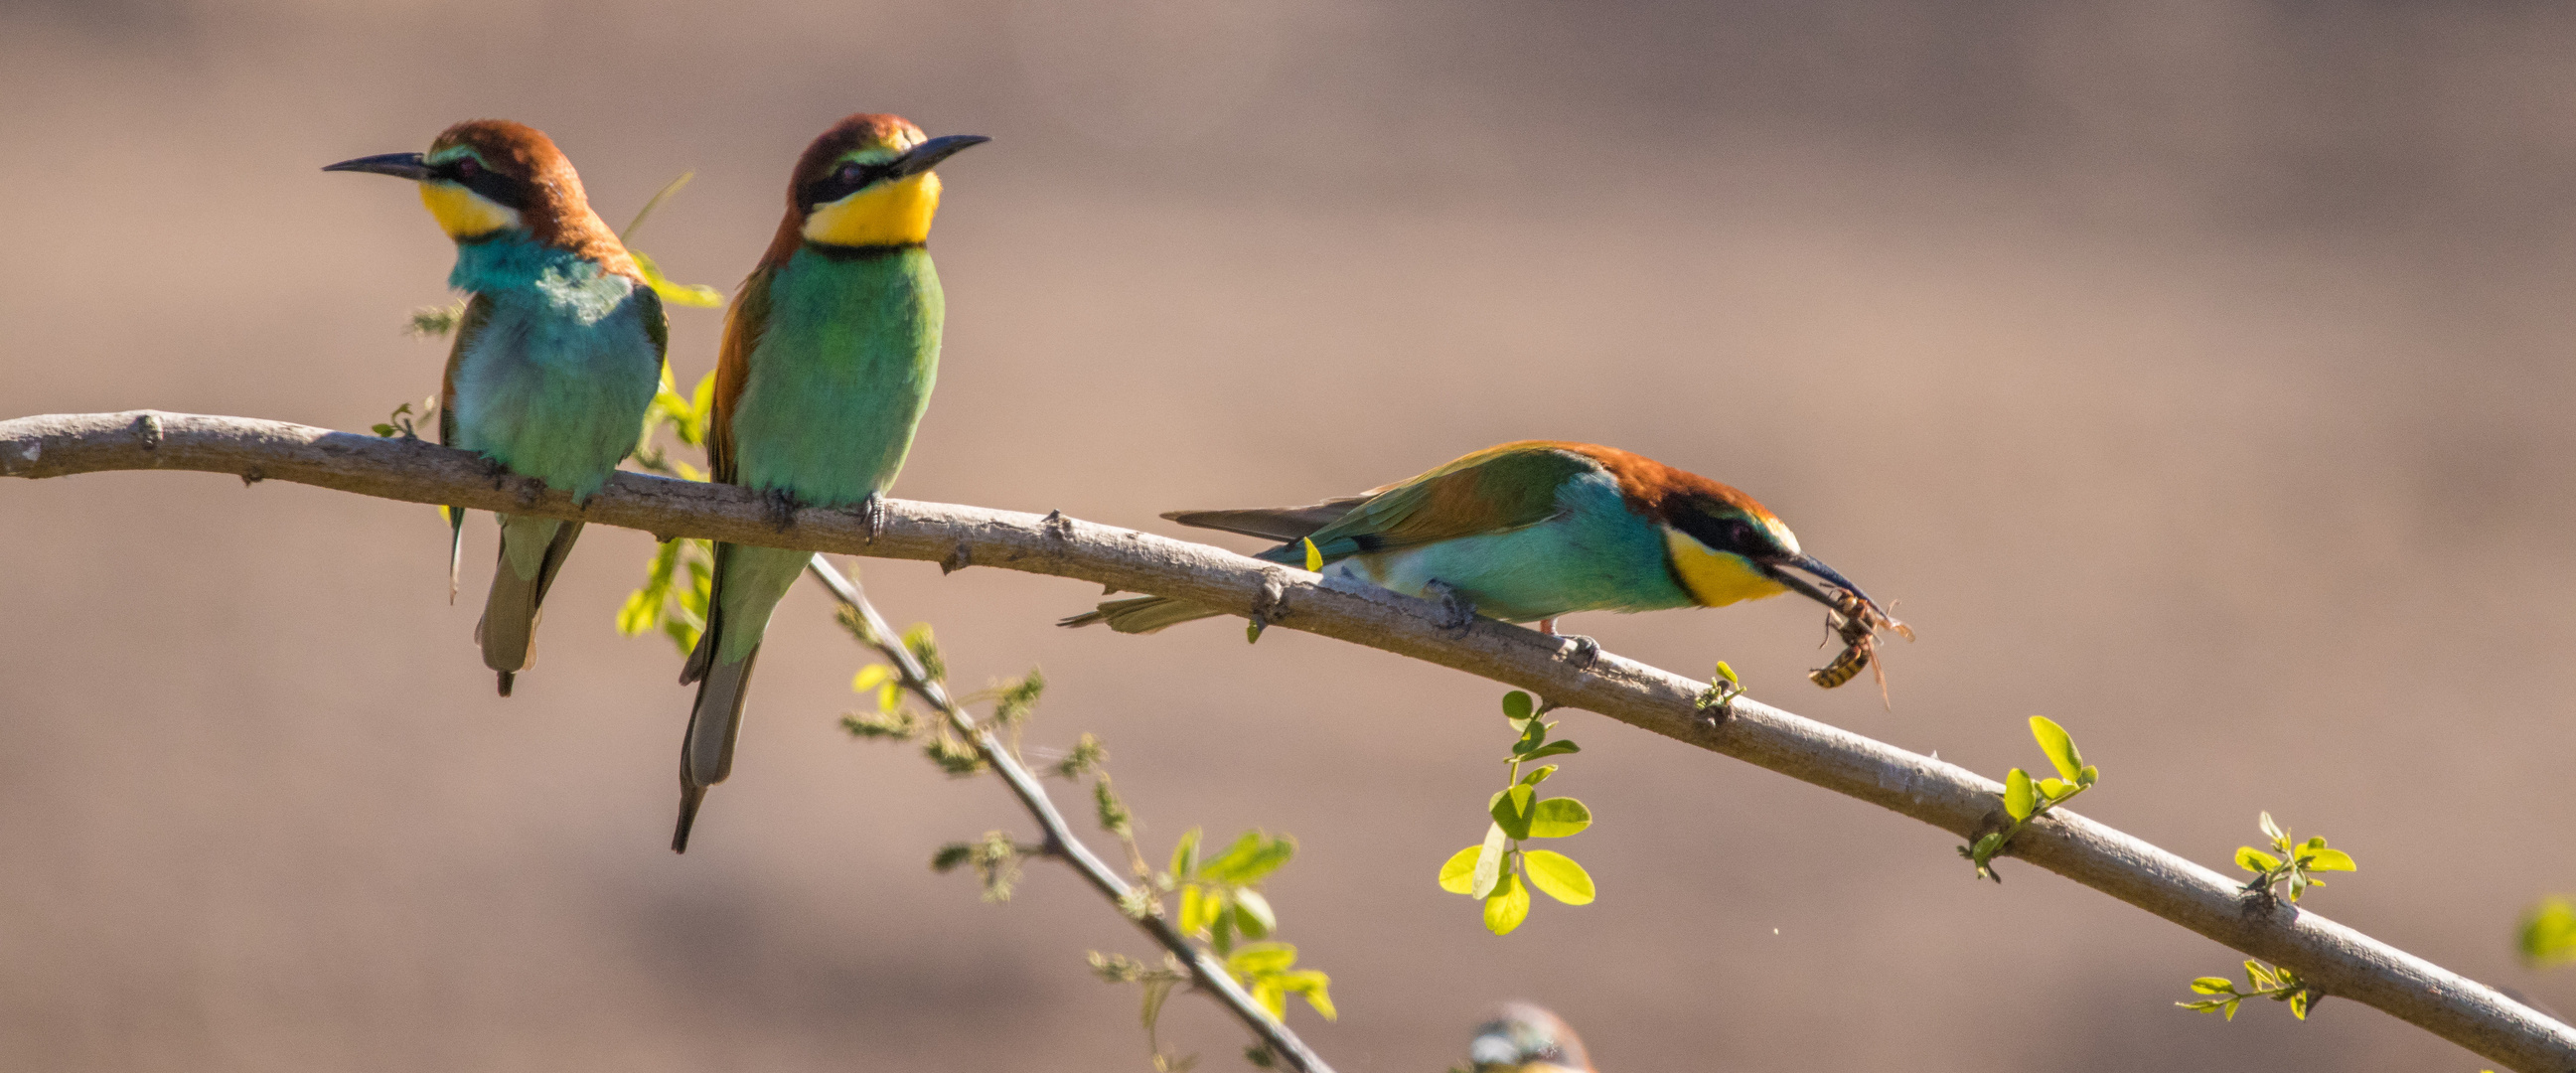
1059 595 1230 634
673 645 758 853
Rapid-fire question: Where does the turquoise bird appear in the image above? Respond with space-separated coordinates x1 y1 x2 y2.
1467 1002 1597 1073
1063 441 1897 667
673 113 986 851
327 120 666 696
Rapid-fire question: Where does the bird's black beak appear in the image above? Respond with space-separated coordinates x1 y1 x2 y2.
1763 553 1886 618
323 152 434 181
889 134 990 178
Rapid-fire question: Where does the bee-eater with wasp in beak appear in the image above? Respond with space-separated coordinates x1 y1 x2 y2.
1063 441 1901 675
672 113 987 851
326 120 666 696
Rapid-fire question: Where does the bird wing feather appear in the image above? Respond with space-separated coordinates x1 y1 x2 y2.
1268 443 1594 561
706 266 775 486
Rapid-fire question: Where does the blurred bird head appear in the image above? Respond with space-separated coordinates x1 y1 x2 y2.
324 119 620 253
1467 1001 1594 1073
771 113 986 255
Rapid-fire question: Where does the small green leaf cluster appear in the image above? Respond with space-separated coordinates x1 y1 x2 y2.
929 830 1043 903
1087 953 1199 1073
616 171 724 308
2179 960 2321 1021
370 397 435 439
2517 896 2575 968
1439 691 1595 935
403 299 469 339
2235 812 2357 904
1959 716 2098 881
1692 660 1743 715
836 634 997 778
616 364 721 656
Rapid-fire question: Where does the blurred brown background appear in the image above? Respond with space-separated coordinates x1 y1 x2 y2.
7 1 2576 1070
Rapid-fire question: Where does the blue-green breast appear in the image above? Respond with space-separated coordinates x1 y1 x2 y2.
729 244 943 506
445 234 662 501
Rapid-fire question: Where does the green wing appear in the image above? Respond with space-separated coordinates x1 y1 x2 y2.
1282 443 1595 563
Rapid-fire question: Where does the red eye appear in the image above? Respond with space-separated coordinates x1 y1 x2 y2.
455 158 482 179
837 163 863 183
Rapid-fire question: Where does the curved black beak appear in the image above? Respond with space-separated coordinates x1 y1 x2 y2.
889 134 990 179
1762 553 1885 617
323 152 434 181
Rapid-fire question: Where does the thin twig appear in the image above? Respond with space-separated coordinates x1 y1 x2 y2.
802 556 1334 1073
8 410 2576 1073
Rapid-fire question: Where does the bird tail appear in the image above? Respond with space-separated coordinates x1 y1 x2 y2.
674 613 759 853
1058 595 1229 634
476 517 583 696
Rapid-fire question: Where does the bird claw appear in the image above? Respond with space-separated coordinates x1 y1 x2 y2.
1425 580 1476 637
1555 634 1601 671
859 491 886 544
764 487 802 533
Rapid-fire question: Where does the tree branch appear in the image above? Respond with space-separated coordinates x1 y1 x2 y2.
803 557 1334 1073
9 409 2573 1073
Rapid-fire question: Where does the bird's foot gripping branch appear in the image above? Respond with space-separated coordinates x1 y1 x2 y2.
9 410 2576 1072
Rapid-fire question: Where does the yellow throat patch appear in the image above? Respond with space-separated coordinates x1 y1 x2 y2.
803 171 941 248
1664 527 1790 608
417 181 522 239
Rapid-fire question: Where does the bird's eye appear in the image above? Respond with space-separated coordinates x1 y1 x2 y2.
837 163 864 184
454 158 482 179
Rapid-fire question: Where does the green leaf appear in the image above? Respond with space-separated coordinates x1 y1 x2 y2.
1470 824 1509 899
2302 848 2356 872
2259 812 2285 844
1277 969 1335 1020
1301 537 1323 572
1200 832 1294 883
1178 884 1216 938
2029 716 2083 784
2288 991 2311 1020
2245 960 2277 990
1526 797 1592 839
851 665 892 692
2004 768 2036 822
1517 740 1582 761
1170 828 1201 879
631 248 726 307
1522 849 1595 905
1713 661 1740 687
2235 846 2282 873
1519 765 1558 786
1482 872 1531 935
2077 764 2098 787
2520 897 2576 967
1438 844 1484 894
1232 889 1277 938
1491 785 1536 841
2190 977 2237 996
1502 690 1535 719
1226 942 1297 977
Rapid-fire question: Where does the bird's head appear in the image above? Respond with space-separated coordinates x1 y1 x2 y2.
774 113 986 255
326 120 607 244
1467 1002 1593 1073
1592 448 1887 622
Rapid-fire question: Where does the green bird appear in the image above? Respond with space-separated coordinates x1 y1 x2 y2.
326 120 666 696
673 113 986 851
1063 441 1897 668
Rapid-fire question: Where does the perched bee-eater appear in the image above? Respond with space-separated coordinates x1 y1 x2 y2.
672 113 986 851
1063 441 1893 655
326 120 665 696
1467 1002 1597 1073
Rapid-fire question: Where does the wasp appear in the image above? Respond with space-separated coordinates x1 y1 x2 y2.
1808 588 1911 706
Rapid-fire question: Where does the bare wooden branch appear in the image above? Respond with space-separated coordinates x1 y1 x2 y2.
803 557 1334 1073
9 409 2574 1073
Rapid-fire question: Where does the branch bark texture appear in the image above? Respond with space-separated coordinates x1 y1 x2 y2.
9 409 2574 1073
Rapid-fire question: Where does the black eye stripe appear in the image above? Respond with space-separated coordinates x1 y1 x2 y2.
799 160 900 210
432 157 530 212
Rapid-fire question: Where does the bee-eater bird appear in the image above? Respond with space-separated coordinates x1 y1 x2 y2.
1467 1002 1597 1073
326 120 666 696
672 113 986 852
1061 441 1893 658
